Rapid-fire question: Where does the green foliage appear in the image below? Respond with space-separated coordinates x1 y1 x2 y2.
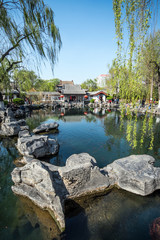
81 79 98 92
106 96 113 100
112 0 160 101
90 99 95 103
13 69 60 92
35 78 60 92
0 0 61 88
12 98 24 105
13 69 40 92
3 100 8 105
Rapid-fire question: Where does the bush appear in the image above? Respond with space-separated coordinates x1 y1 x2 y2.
90 98 95 103
106 96 113 100
4 100 9 105
13 98 24 105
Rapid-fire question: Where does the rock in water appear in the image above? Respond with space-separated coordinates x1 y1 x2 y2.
58 153 109 197
104 155 160 196
16 135 59 158
1 119 27 136
11 153 110 230
11 160 66 231
33 122 59 134
12 153 160 231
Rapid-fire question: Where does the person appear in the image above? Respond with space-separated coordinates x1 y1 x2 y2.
142 99 145 107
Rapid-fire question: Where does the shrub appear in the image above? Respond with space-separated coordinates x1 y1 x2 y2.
106 96 113 100
13 98 24 105
4 100 9 105
90 98 95 103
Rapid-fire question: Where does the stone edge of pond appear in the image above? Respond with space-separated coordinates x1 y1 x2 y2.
11 153 160 232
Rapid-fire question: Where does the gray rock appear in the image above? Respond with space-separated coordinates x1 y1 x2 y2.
17 135 59 158
11 161 66 231
11 153 110 230
20 156 35 164
18 129 31 138
4 108 15 122
1 119 27 136
14 109 25 118
104 154 160 196
0 109 5 121
59 153 109 197
12 153 160 232
33 122 59 134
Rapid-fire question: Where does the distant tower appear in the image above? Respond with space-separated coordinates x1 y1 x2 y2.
96 74 110 88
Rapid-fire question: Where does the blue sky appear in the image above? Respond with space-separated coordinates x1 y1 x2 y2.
40 0 116 84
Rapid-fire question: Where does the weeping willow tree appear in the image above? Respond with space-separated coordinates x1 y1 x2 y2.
0 0 61 101
112 0 159 150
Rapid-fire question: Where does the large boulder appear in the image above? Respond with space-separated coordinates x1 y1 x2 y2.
16 135 59 158
104 155 160 196
1 119 27 136
11 153 110 230
58 153 109 197
11 160 66 231
33 122 59 134
12 153 160 231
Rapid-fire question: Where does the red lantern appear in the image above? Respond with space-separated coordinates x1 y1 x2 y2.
84 95 88 99
60 95 64 98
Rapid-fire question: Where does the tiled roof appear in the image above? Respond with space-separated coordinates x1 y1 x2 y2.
26 92 60 96
58 80 74 86
88 90 107 96
62 84 86 95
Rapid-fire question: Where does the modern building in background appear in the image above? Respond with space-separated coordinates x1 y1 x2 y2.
96 74 110 88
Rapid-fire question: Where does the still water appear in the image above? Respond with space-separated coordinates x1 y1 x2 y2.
1 108 160 240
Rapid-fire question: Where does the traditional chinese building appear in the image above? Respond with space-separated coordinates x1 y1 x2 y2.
88 90 108 102
61 84 86 102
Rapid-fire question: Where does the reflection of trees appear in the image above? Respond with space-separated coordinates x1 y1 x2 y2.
26 110 59 130
103 111 159 154
0 138 19 195
104 112 122 139
85 114 97 123
0 138 20 232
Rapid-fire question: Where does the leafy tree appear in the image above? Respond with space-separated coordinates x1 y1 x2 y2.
13 69 40 92
81 79 98 91
139 31 160 102
112 0 159 102
0 0 61 100
112 0 159 150
35 78 60 91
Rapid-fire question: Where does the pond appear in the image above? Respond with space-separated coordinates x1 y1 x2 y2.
1 108 160 240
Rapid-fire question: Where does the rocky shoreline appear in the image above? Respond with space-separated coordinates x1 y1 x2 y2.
1 107 160 232
11 153 160 231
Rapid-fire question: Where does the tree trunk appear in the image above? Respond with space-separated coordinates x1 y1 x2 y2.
150 76 153 101
158 73 160 108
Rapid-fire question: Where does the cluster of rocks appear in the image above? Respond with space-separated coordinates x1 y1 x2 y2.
0 108 59 159
11 153 160 231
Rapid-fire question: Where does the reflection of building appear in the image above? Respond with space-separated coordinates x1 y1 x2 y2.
96 74 110 88
88 90 108 102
